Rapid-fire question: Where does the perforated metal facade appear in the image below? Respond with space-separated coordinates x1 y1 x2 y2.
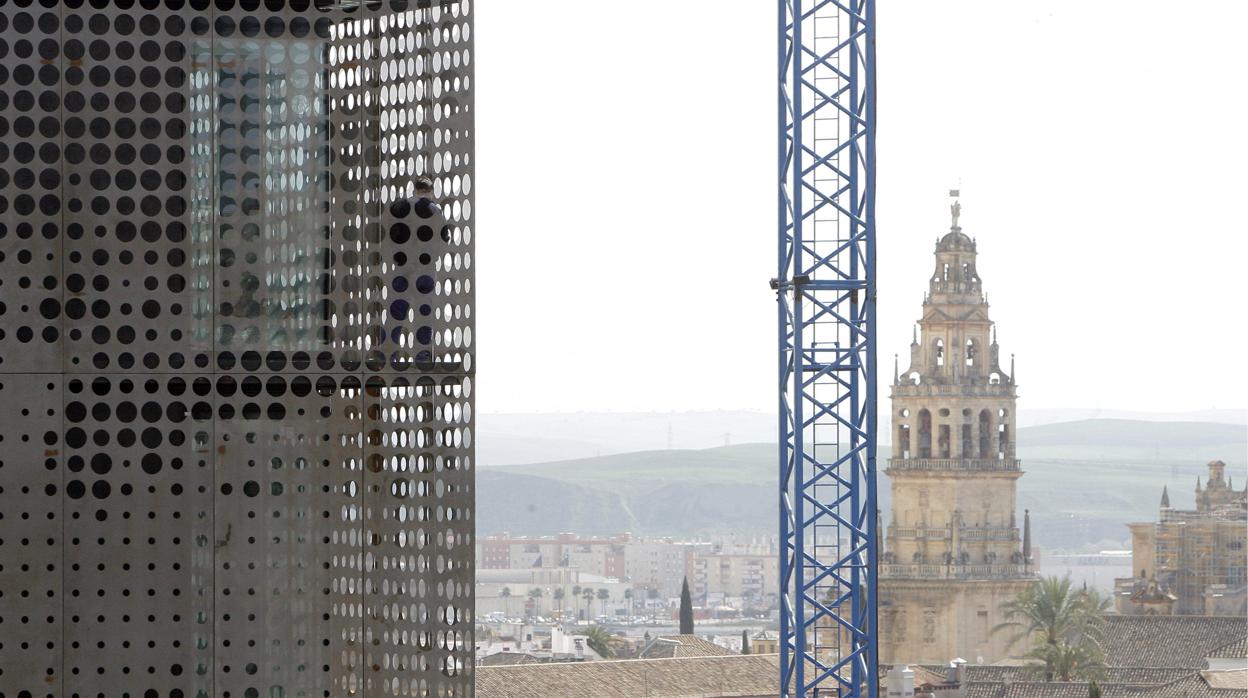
0 0 475 695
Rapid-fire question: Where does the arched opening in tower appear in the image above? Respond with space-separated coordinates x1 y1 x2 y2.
961 422 974 458
978 409 991 459
918 409 932 458
898 424 911 459
997 409 1010 459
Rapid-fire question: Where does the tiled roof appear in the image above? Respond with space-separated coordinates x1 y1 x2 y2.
1136 670 1246 697
637 634 738 659
959 670 1248 698
478 652 547 667
1212 638 1248 660
912 664 951 687
940 665 1194 686
1103 616 1248 668
908 616 1248 698
1106 668 1208 685
476 653 780 698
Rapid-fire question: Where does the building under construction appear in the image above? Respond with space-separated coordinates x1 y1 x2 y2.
1116 460 1247 616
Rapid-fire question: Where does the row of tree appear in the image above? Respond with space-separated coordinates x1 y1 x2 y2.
498 585 638 619
506 576 1110 684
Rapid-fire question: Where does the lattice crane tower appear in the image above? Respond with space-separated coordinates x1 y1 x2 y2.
776 0 878 695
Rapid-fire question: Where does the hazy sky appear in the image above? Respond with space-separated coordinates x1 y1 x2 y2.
473 1 1248 415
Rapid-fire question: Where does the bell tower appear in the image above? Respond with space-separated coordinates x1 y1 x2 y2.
879 193 1035 666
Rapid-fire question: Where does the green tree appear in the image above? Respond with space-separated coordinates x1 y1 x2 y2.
1030 642 1107 683
624 588 634 611
583 625 621 659
741 629 751 655
679 577 694 635
527 587 544 616
499 586 512 616
597 588 611 616
1088 680 1102 698
553 587 566 616
581 586 595 620
995 576 1110 682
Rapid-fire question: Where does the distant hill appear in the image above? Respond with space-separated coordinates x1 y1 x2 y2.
489 443 774 493
476 419 1246 551
476 410 777 465
477 444 775 537
476 409 1246 465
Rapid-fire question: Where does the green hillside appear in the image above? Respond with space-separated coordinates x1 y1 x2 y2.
477 420 1246 549
496 443 775 491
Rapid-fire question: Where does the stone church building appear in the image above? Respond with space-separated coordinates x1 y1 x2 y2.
879 200 1035 665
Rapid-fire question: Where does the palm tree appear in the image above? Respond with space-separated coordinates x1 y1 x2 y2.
994 576 1110 682
581 587 595 620
597 588 611 616
583 625 621 659
623 588 634 612
553 587 566 616
527 587 544 617
1032 641 1106 682
499 586 512 616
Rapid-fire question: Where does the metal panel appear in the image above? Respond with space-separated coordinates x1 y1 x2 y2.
363 372 474 696
0 375 63 694
61 374 214 697
0 2 63 372
361 6 476 694
61 0 211 372
213 372 363 697
0 1 474 696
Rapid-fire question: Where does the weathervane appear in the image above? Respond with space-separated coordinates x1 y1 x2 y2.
949 188 962 229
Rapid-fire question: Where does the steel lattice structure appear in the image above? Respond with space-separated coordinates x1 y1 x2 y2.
776 0 877 695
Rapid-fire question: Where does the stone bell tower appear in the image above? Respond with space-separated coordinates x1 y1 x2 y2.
879 194 1035 665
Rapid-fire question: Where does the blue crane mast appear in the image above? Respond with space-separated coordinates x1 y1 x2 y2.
775 0 877 695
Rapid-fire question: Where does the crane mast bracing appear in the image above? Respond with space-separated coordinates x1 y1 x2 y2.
777 0 877 696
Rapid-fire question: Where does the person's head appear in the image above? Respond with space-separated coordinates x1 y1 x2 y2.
415 176 434 198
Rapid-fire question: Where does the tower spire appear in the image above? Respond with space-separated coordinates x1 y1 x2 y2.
1160 486 1170 509
884 195 1031 665
894 354 899 383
